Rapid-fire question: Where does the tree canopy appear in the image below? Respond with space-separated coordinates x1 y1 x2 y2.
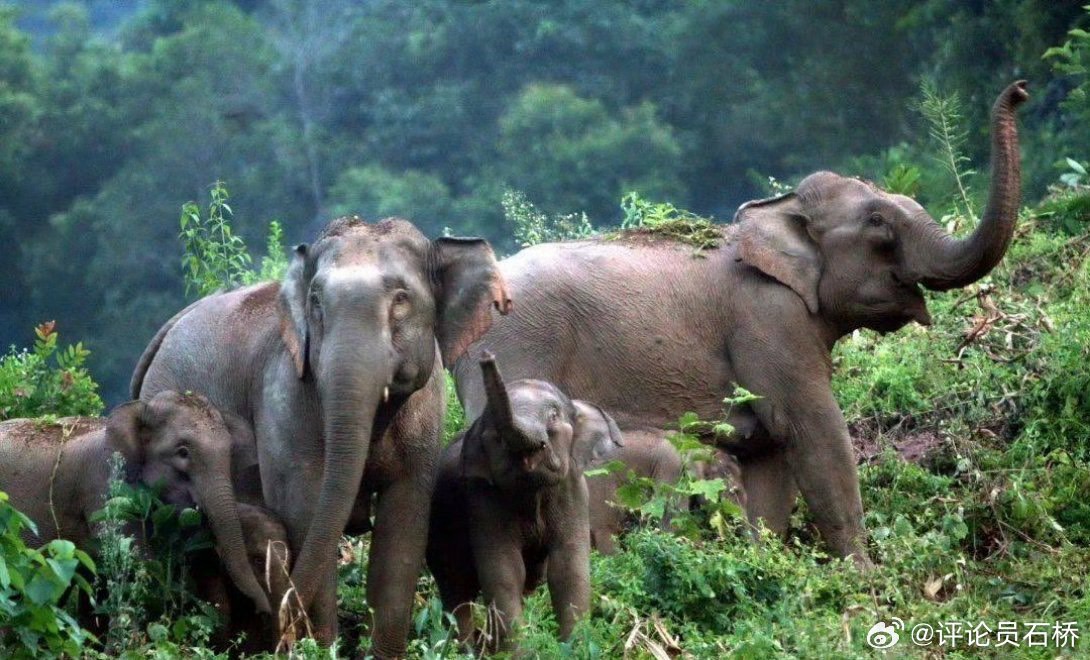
0 0 1087 402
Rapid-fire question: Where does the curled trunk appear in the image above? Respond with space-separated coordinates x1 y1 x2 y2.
197 472 272 614
910 81 1029 290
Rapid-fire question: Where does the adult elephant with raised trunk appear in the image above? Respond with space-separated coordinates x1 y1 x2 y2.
456 82 1028 566
131 217 510 655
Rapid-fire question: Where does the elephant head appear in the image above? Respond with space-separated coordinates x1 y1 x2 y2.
278 217 510 608
570 401 625 468
462 353 622 491
735 81 1029 335
106 390 271 614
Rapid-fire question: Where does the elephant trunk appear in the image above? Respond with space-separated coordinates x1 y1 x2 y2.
911 81 1029 291
195 468 272 614
288 328 388 611
481 353 517 436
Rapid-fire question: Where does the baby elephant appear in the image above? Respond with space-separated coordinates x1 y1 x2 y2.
0 391 271 615
193 502 293 654
427 354 622 652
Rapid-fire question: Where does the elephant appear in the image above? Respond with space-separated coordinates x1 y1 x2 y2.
0 391 271 615
455 82 1029 566
586 431 744 554
130 216 510 653
193 503 293 654
426 354 621 652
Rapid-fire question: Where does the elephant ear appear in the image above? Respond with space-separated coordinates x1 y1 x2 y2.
735 192 822 314
279 244 312 379
432 237 513 366
459 419 494 484
571 401 624 469
104 400 153 480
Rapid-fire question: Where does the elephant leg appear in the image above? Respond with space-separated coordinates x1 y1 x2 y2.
590 526 617 554
468 496 526 653
781 419 868 565
366 476 433 658
475 544 526 654
740 450 798 537
547 540 590 640
733 329 869 565
260 451 338 645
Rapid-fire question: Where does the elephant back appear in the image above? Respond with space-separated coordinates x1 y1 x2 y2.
0 417 105 448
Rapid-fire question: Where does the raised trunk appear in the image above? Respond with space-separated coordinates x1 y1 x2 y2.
481 353 516 433
288 337 386 611
912 81 1029 290
197 472 271 614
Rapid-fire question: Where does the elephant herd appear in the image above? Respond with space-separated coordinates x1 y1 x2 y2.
0 81 1027 656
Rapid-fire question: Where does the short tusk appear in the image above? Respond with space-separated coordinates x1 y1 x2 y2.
383 386 389 403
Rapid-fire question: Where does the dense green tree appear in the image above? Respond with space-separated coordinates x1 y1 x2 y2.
498 84 683 222
1 0 1088 402
328 165 454 237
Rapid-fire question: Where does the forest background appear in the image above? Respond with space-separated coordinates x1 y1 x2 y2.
2 0 1088 403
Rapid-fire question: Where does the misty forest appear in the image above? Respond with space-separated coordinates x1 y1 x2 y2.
1 0 1089 658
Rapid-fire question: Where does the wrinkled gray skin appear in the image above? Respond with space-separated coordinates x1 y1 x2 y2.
131 217 509 654
458 83 1028 565
194 503 292 655
427 355 621 652
0 391 270 614
586 431 744 554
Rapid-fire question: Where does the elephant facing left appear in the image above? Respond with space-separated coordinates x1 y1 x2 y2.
0 390 272 616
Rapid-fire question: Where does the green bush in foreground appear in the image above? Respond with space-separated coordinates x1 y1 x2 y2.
0 492 96 658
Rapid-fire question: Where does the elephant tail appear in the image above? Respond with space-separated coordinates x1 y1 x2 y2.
129 298 204 399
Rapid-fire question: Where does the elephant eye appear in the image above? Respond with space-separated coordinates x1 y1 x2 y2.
175 444 190 460
390 290 412 320
547 407 560 423
866 213 885 227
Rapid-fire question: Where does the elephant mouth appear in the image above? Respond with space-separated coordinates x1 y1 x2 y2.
519 446 562 474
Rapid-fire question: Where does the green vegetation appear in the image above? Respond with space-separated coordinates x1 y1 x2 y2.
0 492 96 658
91 456 222 656
180 181 289 298
2 1 1090 657
3 0 1089 402
0 322 102 421
615 192 722 251
502 189 594 248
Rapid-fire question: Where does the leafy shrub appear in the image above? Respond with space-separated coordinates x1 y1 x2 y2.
91 455 221 655
180 181 289 298
180 181 253 298
502 189 594 247
0 321 103 421
244 219 290 285
617 191 721 250
0 491 97 658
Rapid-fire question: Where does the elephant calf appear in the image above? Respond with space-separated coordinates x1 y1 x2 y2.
0 390 272 616
193 502 293 654
427 354 621 652
587 432 746 553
